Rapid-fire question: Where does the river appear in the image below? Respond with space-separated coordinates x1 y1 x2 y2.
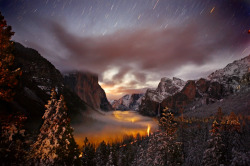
73 110 158 146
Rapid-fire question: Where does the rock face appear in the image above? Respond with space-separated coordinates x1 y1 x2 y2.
111 93 144 111
139 91 159 116
0 42 87 130
139 77 185 116
144 77 186 103
139 55 250 116
64 72 112 111
208 55 250 92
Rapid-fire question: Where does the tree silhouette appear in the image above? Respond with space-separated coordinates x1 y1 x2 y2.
0 12 21 102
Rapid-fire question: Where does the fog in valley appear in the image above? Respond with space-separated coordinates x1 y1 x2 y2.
73 111 158 146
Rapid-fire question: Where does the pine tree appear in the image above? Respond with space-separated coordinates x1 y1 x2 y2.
95 141 109 166
202 121 226 166
81 137 96 166
0 114 27 165
0 12 21 102
54 95 80 165
230 148 250 166
159 107 177 135
138 107 183 166
29 89 80 165
132 143 147 166
202 132 226 166
106 147 115 166
222 112 249 165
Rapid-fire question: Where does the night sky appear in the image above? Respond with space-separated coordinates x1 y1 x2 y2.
1 0 250 99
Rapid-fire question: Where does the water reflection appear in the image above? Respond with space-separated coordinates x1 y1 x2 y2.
73 111 158 146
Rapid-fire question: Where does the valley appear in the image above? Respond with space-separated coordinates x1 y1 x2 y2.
1 3 250 165
73 110 158 146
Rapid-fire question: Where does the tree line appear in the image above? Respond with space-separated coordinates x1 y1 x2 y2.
1 12 249 166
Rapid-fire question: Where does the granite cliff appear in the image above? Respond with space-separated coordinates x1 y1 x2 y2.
111 93 144 111
139 55 250 116
64 72 112 111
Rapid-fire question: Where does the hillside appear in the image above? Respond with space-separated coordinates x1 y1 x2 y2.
0 42 88 130
139 55 250 117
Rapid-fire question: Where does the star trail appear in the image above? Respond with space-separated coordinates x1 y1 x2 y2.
1 0 250 99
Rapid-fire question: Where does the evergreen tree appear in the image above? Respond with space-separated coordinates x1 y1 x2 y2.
202 121 226 166
29 89 80 165
54 95 80 165
132 143 147 166
109 143 119 166
159 107 177 135
144 131 183 166
106 147 115 166
0 12 21 102
222 112 249 165
230 148 250 166
81 137 96 166
138 107 183 166
95 141 109 166
145 132 167 166
0 114 27 165
183 124 209 166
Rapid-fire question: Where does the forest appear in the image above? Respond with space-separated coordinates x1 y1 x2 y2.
1 3 250 165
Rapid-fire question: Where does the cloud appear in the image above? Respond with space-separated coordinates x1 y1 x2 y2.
52 17 246 72
52 22 211 74
30 14 249 99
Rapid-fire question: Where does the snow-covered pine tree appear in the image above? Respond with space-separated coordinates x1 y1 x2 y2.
109 143 119 166
29 89 80 165
145 132 167 166
223 113 249 165
139 107 183 166
106 147 115 166
131 144 147 166
54 95 80 165
202 121 226 166
95 141 109 166
29 89 58 164
230 148 250 166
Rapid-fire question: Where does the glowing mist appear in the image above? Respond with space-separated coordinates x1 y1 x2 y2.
73 111 158 146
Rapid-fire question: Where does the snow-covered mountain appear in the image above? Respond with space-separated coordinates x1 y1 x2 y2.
111 93 144 111
208 56 249 81
144 77 186 103
139 55 250 116
208 55 250 91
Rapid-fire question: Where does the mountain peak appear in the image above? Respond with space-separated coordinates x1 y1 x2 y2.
208 55 250 81
111 93 144 111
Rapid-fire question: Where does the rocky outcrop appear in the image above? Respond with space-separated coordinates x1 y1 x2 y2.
139 91 159 116
146 77 186 102
208 55 250 92
111 93 144 111
0 42 87 130
181 81 196 101
139 77 185 116
160 79 226 114
64 72 112 111
139 55 250 116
